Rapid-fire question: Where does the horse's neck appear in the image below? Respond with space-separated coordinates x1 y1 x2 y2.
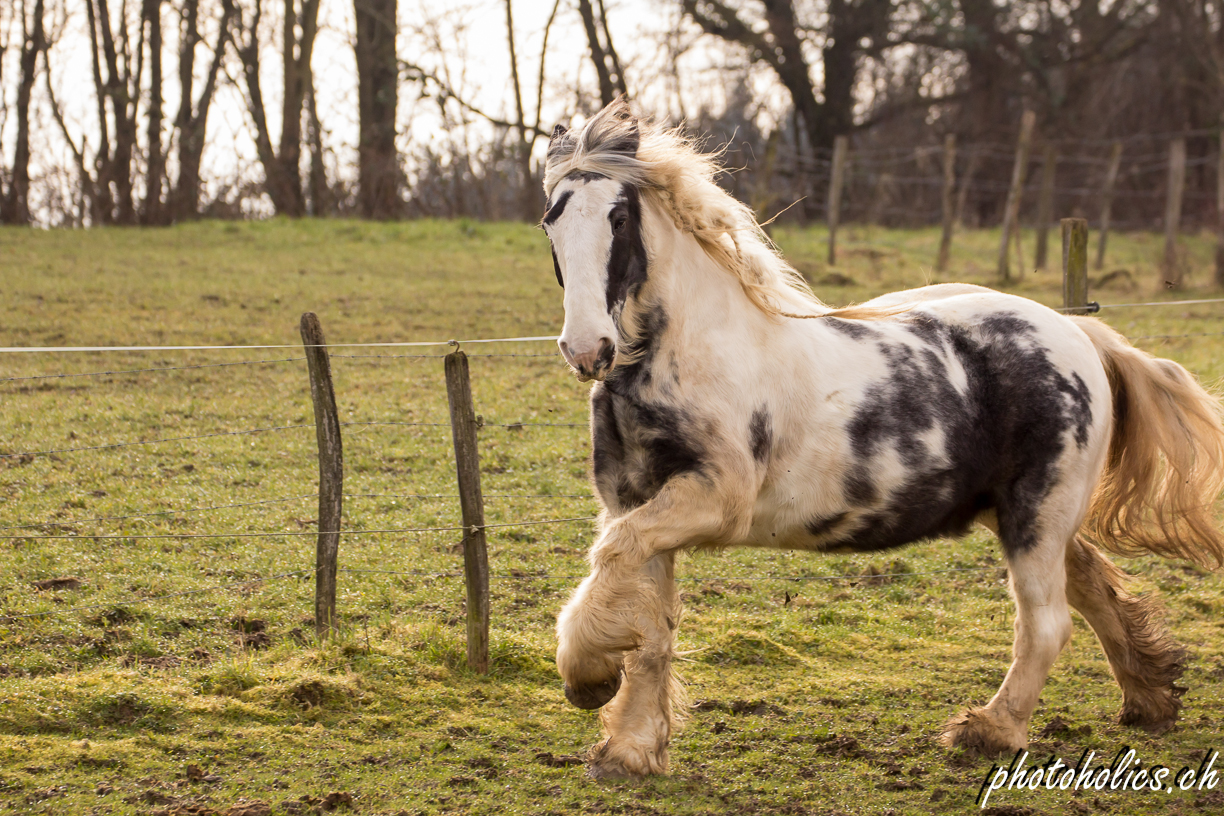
618 220 773 392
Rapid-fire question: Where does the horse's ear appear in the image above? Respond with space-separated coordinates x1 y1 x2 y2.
551 124 568 142
604 97 639 157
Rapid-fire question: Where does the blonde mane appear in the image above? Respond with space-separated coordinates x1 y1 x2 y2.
544 99 847 319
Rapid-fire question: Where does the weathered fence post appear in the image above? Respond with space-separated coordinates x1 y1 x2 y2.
300 312 343 640
955 149 980 228
1062 218 1090 314
1095 141 1123 271
998 110 1037 282
1216 114 1224 288
937 134 956 272
444 346 490 674
1034 144 1057 269
827 135 849 265
1164 138 1187 288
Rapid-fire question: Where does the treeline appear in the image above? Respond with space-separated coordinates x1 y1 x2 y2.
3 1 1224 228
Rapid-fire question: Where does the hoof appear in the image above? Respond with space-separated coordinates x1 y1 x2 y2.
1120 684 1185 735
941 707 1026 759
564 673 622 710
586 738 664 780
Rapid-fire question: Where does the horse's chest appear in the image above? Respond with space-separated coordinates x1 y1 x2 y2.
590 384 706 514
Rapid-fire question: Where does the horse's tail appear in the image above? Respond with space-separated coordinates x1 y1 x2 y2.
1073 316 1224 569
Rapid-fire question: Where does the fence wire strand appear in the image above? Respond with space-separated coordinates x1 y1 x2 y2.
0 423 312 459
1 569 315 623
0 357 308 383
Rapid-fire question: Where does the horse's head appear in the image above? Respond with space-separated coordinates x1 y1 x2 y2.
541 101 648 382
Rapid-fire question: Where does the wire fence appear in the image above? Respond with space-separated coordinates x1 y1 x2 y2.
3 294 1224 644
731 127 1224 234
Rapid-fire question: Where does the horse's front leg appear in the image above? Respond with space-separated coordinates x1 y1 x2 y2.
556 475 751 776
585 552 682 778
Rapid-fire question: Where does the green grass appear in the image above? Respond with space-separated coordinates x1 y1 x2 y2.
1 219 1224 814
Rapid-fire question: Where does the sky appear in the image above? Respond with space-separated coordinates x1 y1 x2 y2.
1 0 776 221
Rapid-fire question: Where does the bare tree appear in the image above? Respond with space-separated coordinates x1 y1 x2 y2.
142 0 166 224
577 0 626 105
1 0 45 225
681 0 891 153
355 0 399 218
232 0 319 217
170 0 235 221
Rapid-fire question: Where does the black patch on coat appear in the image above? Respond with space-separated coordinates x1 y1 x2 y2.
749 408 772 463
605 184 648 314
824 318 877 340
608 304 667 395
590 381 705 513
564 170 610 184
603 120 640 157
806 512 848 538
542 190 573 226
831 311 1094 557
551 247 563 288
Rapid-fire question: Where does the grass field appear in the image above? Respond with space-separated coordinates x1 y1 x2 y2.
2 219 1224 815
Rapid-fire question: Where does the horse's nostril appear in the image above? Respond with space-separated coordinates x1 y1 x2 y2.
597 337 616 369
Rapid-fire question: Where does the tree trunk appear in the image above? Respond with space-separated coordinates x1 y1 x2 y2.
235 0 317 217
577 0 615 105
171 0 232 221
1 0 45 225
142 0 165 225
355 0 399 218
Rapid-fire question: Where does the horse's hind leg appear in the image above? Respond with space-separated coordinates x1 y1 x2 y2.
942 523 1075 757
585 552 683 779
1065 535 1186 732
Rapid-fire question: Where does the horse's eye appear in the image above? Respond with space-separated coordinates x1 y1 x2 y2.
613 216 627 234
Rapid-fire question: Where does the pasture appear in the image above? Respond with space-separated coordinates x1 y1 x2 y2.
2 219 1224 815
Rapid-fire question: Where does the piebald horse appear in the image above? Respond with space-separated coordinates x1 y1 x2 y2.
541 100 1224 778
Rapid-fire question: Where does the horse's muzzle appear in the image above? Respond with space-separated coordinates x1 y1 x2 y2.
560 337 616 382
564 674 622 710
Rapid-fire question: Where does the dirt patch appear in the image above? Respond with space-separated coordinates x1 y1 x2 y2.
1039 716 1091 739
729 700 786 716
31 577 83 591
230 618 271 649
814 734 873 760
280 793 353 813
122 655 182 670
818 272 857 287
534 751 585 767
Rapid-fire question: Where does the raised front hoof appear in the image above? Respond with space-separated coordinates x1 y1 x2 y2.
564 673 622 710
941 707 1027 759
586 739 666 781
1120 685 1186 735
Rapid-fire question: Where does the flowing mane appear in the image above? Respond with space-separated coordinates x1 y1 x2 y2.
544 100 828 319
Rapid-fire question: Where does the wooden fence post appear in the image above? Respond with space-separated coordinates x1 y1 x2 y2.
1164 138 1187 288
827 135 849 265
300 312 343 640
998 110 1037 283
1216 114 1224 288
955 150 980 228
1095 141 1123 271
937 134 956 272
1062 218 1090 314
1034 144 1057 270
444 347 490 674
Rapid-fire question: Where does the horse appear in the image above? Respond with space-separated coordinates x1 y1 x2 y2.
539 99 1224 779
